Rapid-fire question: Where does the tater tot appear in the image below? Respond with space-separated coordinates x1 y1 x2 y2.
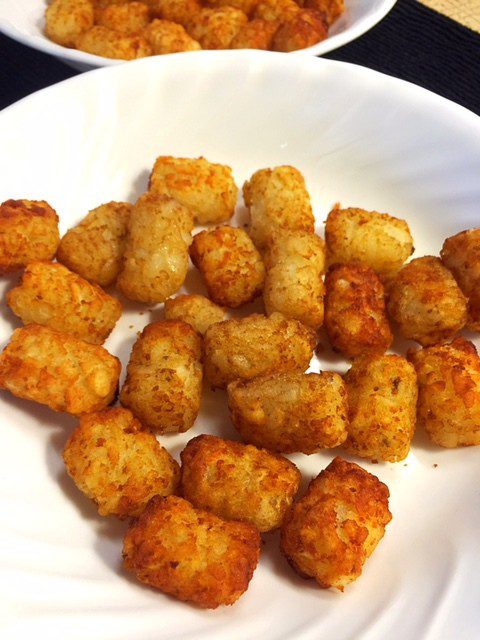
143 19 201 52
94 2 150 33
441 228 480 331
45 0 94 47
280 457 392 590
180 434 300 532
228 371 348 453
263 231 325 329
120 321 202 433
204 0 259 17
186 7 248 49
325 205 414 277
123 495 260 608
164 294 226 335
0 199 59 274
75 25 152 59
204 312 316 389
303 0 344 25
116 193 193 304
56 201 131 287
150 0 201 26
190 226 265 308
272 9 327 52
0 325 120 415
324 263 392 358
243 166 315 250
254 0 299 21
408 338 480 447
149 156 238 225
387 256 468 346
63 408 179 518
230 18 279 48
343 354 417 462
7 262 122 345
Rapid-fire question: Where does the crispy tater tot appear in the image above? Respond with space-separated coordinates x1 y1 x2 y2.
263 231 325 329
180 434 300 532
45 0 94 47
343 354 417 462
324 263 392 358
190 226 265 308
387 256 468 346
116 193 193 304
205 0 259 17
230 18 278 48
254 0 299 21
150 0 201 26
280 457 392 591
75 25 152 59
123 495 260 608
143 19 201 52
325 205 414 277
441 228 480 331
95 2 150 34
56 201 131 287
272 9 327 52
164 294 226 335
120 321 202 433
0 199 59 274
204 312 316 389
243 166 315 250
408 338 480 447
303 0 344 25
228 371 348 453
186 7 248 49
149 156 238 225
0 325 120 415
63 408 179 518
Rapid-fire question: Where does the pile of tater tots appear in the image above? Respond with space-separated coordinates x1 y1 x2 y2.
44 0 344 58
0 156 479 609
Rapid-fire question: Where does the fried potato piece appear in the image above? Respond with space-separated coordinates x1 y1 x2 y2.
325 205 414 278
230 18 278 48
204 312 316 388
303 0 344 25
143 19 201 52
441 228 480 331
344 354 417 462
205 0 259 17
0 325 120 415
45 0 95 47
254 0 299 21
272 8 327 51
164 294 226 335
7 262 122 345
94 2 151 33
63 408 179 518
56 201 131 287
263 231 325 329
123 495 260 608
408 338 480 447
280 457 392 590
387 256 467 346
190 226 265 308
324 263 392 358
150 0 201 26
149 156 238 225
116 193 193 304
243 166 315 250
75 25 152 59
180 434 300 532
228 371 348 453
186 7 248 49
0 199 59 274
120 320 202 433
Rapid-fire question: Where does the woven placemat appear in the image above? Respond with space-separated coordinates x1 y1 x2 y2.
418 0 480 32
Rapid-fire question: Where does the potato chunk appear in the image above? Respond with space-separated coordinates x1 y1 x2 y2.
180 434 300 532
143 19 201 52
123 495 260 608
120 321 202 433
94 2 151 34
63 408 179 518
75 26 152 59
205 0 260 17
45 0 94 47
230 18 278 48
243 166 314 250
186 7 248 48
190 226 265 308
164 294 226 335
0 325 120 415
324 263 392 358
325 205 414 277
303 0 344 25
0 199 59 274
408 338 480 447
272 9 327 52
150 0 201 26
204 312 316 388
280 457 392 590
254 0 299 21
343 354 417 462
387 256 467 346
228 371 348 453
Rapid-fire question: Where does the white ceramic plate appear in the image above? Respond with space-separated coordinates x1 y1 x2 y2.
1 51 479 640
0 0 396 71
